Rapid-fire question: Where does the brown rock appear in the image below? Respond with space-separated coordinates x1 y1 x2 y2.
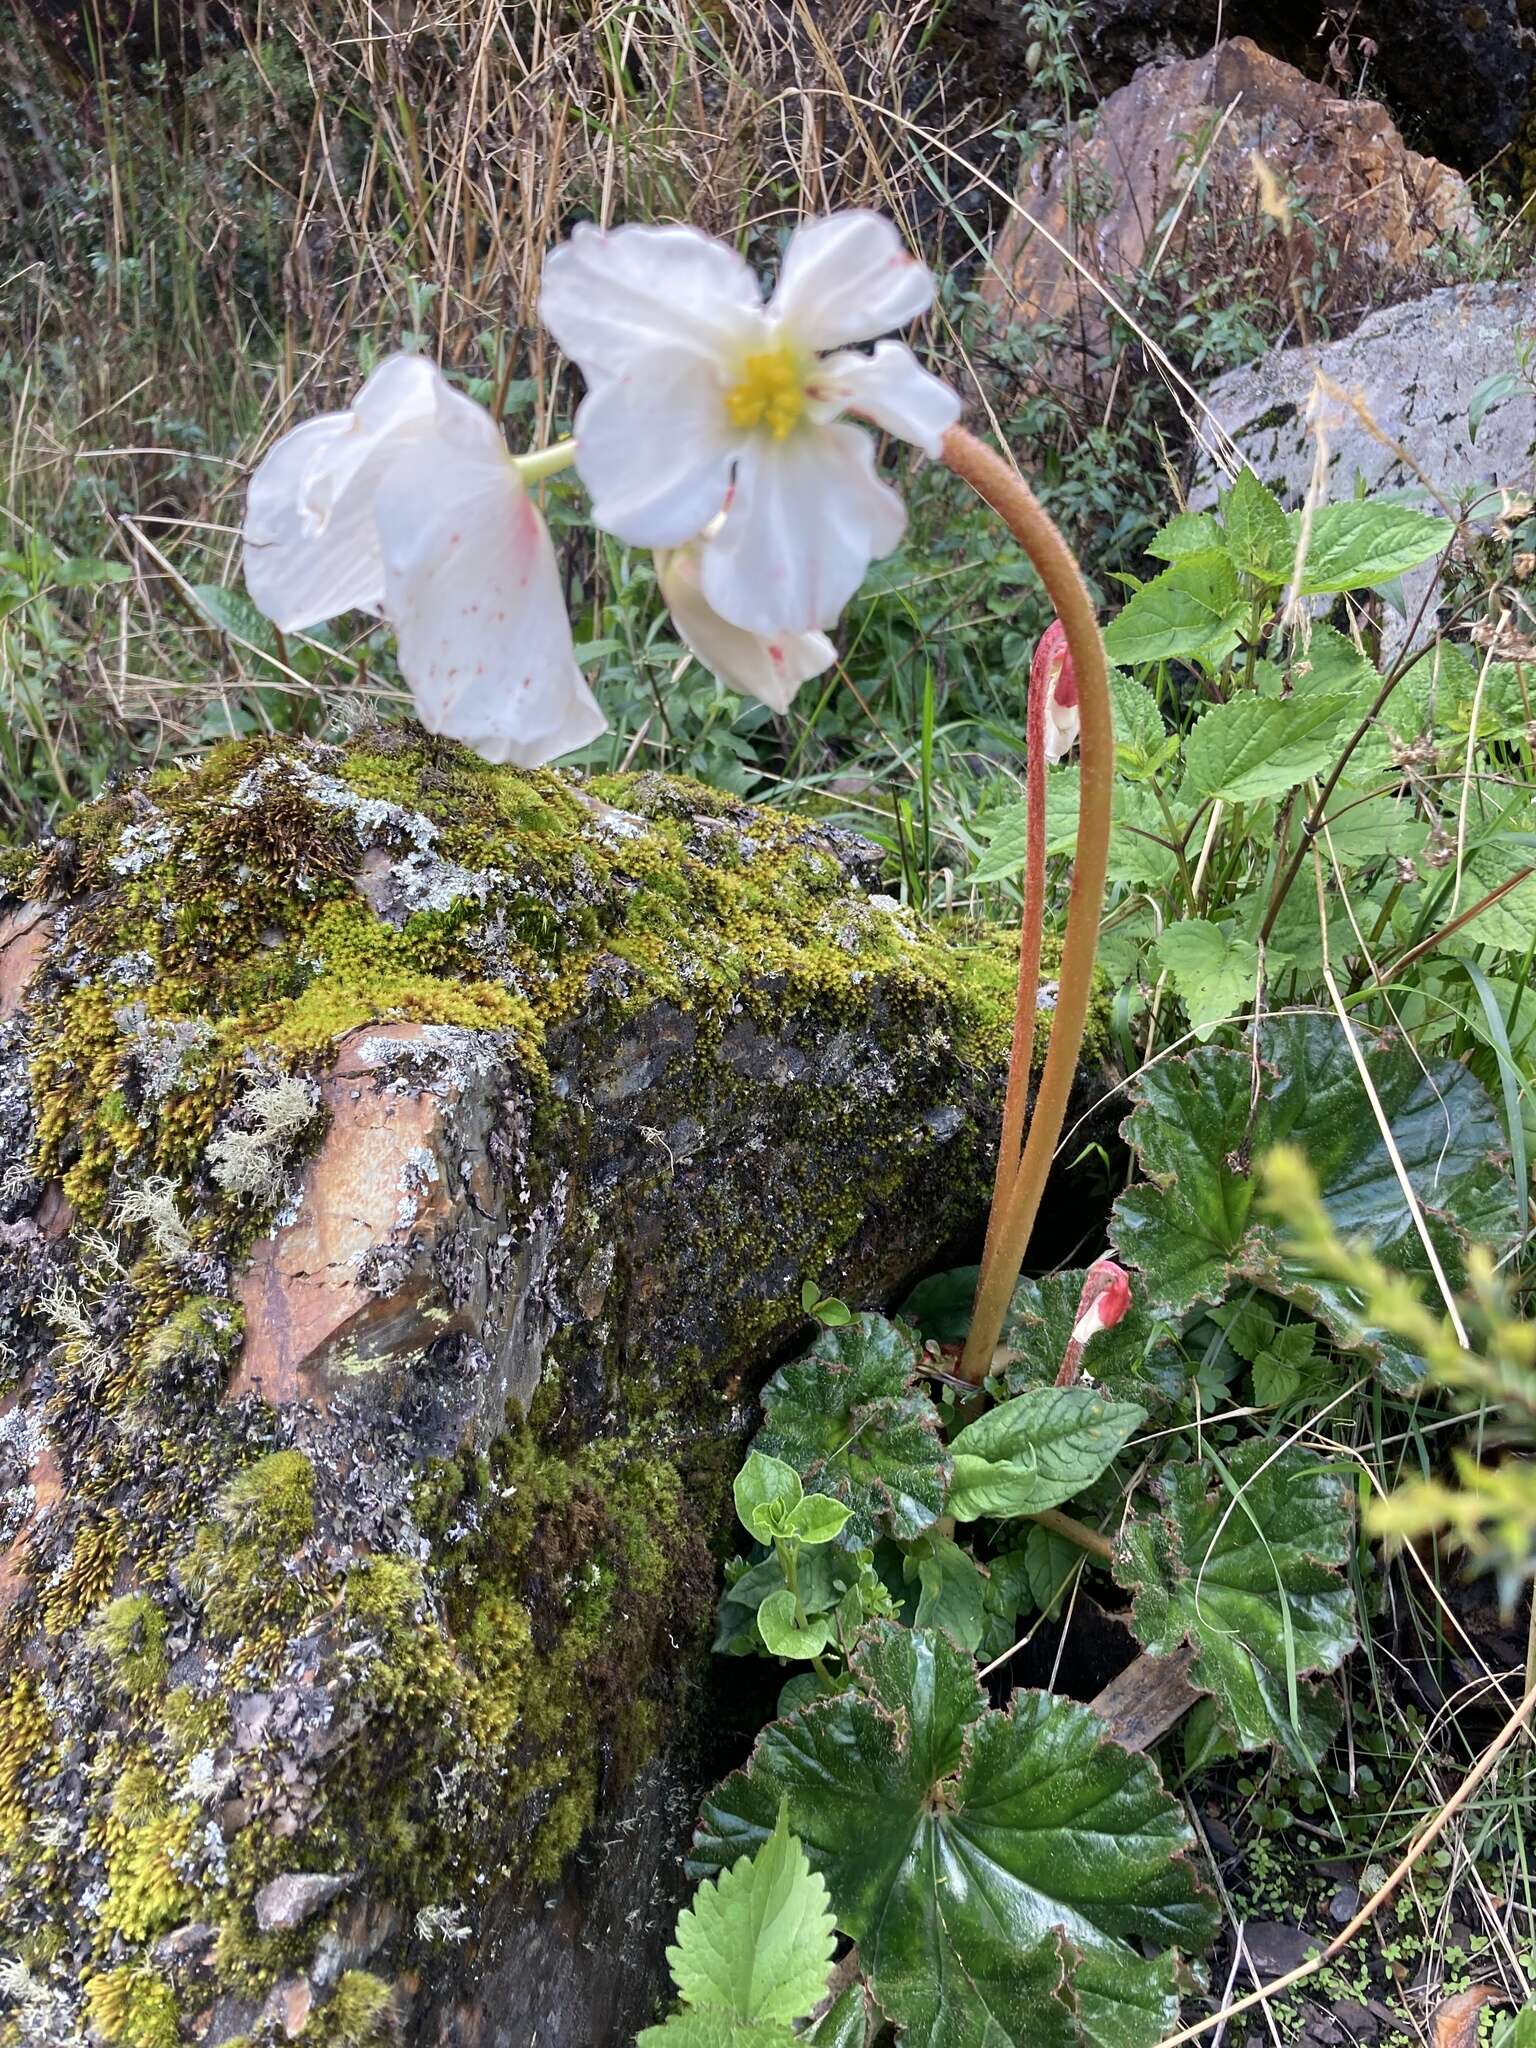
0 903 54 1021
983 38 1476 391
231 1025 493 1409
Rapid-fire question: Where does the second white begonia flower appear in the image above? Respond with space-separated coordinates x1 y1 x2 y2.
655 523 835 714
243 354 606 768
539 211 960 637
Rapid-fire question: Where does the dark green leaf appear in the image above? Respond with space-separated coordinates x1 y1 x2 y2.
1109 1015 1519 1388
907 1532 988 1652
753 1316 950 1548
1115 1444 1355 1765
188 581 281 653
948 1387 1146 1521
899 1267 977 1344
693 1627 1217 2048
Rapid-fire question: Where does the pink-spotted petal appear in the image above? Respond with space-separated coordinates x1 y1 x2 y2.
768 212 935 351
573 361 741 549
540 220 764 380
373 446 605 768
810 341 960 459
242 353 442 631
700 422 906 636
656 543 835 714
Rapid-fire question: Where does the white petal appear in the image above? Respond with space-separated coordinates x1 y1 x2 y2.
242 354 444 632
1043 696 1080 762
540 220 764 380
701 422 906 635
809 342 959 459
573 361 740 548
373 446 605 768
656 544 835 714
768 212 935 351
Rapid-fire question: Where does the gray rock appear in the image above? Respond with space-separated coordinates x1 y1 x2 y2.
1192 274 1536 658
1243 1920 1322 1978
255 1872 356 1934
0 732 1103 2048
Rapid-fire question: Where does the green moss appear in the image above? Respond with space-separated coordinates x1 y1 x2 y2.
83 1967 181 2048
191 1449 316 1636
97 1762 194 1943
89 1593 169 1699
304 1971 393 2048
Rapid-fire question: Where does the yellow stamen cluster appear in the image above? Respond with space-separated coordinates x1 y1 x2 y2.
724 343 806 439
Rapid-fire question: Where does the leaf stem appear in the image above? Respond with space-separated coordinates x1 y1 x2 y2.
1031 1506 1115 1562
942 428 1113 1385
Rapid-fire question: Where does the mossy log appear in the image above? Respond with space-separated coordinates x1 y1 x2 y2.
0 729 1106 2047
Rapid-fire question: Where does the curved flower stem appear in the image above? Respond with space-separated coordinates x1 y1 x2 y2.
977 580 1048 1289
512 438 579 485
941 427 1113 1386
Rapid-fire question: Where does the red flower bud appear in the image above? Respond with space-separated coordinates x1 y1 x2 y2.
1071 1259 1132 1345
1032 618 1080 759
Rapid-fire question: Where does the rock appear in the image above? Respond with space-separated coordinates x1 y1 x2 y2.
1069 1 1532 171
983 38 1477 390
1331 1996 1383 2040
255 1872 356 1934
1191 273 1536 656
0 730 1093 2047
1244 1920 1322 1978
1326 1883 1361 1927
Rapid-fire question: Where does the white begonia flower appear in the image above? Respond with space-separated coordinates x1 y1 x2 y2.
243 354 606 768
654 521 835 714
539 211 960 638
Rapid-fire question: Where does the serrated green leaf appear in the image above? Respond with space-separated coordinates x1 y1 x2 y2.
1103 552 1246 666
1145 512 1226 562
1000 1270 1187 1408
1223 469 1290 582
667 1803 835 2025
753 1316 949 1548
693 1626 1217 2048
636 2014 798 2048
948 1386 1146 1521
1109 1016 1519 1389
1109 670 1170 767
1155 919 1260 1040
1115 1444 1355 1765
1181 691 1352 804
1294 499 1450 595
735 1453 803 1544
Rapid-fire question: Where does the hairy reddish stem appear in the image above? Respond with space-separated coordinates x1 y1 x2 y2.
977 586 1049 1288
941 428 1113 1385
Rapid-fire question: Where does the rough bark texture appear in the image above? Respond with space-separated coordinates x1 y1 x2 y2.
0 729 1099 2048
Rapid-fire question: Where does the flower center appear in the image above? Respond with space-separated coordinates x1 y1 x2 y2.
724 342 806 439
